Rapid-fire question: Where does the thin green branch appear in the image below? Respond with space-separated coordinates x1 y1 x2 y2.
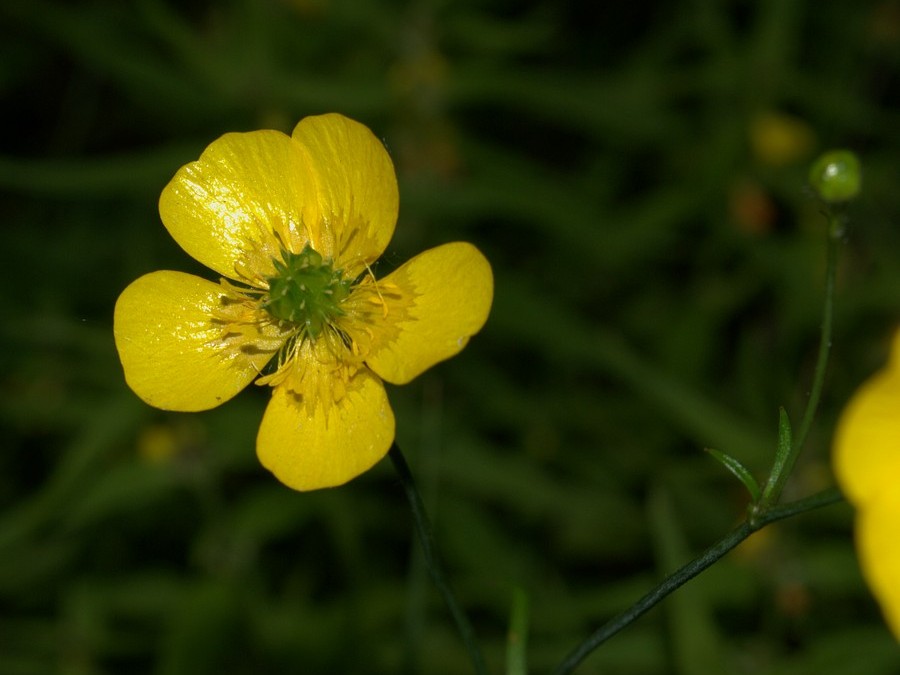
760 217 842 509
552 487 843 675
791 216 842 455
757 486 843 526
389 443 489 675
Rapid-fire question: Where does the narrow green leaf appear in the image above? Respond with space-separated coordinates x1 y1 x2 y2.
775 406 794 474
704 448 761 502
506 587 529 675
761 407 793 504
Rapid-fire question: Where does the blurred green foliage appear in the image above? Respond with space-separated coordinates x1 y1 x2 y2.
2 0 900 673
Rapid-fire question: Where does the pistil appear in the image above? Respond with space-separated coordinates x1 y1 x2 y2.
263 245 353 339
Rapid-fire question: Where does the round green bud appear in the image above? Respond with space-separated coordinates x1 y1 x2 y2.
808 149 861 203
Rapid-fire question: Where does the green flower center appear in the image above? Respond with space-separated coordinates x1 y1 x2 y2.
263 245 352 339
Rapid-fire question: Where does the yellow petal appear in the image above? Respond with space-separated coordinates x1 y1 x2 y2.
291 114 399 276
159 129 318 281
256 372 395 491
856 489 900 639
833 363 900 506
114 271 280 411
365 242 493 385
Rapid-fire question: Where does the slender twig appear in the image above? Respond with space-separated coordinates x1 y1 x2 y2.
792 216 842 455
552 487 843 675
389 443 489 675
760 217 842 509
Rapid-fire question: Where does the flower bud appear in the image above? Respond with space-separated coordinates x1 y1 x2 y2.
808 150 861 203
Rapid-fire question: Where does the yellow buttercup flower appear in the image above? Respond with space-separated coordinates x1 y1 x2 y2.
749 111 815 167
833 329 900 639
114 113 493 491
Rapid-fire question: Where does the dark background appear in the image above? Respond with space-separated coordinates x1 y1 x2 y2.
2 0 900 673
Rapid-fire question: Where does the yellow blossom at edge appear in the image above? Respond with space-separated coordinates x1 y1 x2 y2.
833 328 900 639
114 113 493 491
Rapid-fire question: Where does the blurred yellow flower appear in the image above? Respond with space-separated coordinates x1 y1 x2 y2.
137 424 180 464
114 114 493 491
750 111 815 167
833 329 900 639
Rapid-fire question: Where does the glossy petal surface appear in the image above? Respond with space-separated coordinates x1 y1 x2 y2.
833 329 900 640
857 490 900 638
291 114 399 275
257 370 395 490
159 129 317 280
114 271 280 411
834 367 900 504
365 242 493 385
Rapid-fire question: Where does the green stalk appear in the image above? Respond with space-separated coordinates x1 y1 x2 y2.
389 443 488 675
552 487 843 675
759 214 842 511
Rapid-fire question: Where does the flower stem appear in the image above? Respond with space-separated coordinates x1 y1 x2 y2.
791 215 842 458
759 214 842 511
551 487 843 675
389 443 488 675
